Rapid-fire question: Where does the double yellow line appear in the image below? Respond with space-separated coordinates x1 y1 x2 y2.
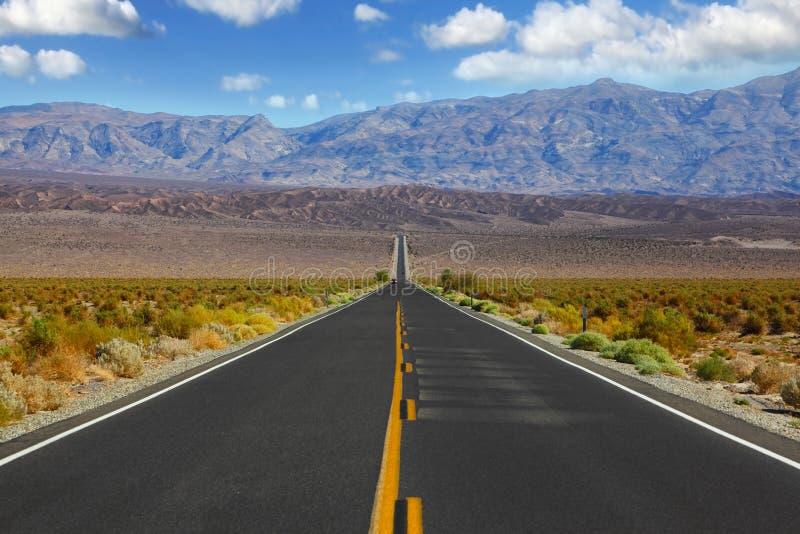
369 301 422 534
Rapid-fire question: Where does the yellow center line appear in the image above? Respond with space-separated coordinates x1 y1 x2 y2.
369 301 404 534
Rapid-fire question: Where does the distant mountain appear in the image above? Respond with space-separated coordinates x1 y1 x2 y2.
2 68 800 195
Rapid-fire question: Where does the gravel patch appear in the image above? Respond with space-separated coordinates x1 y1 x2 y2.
484 311 800 442
0 301 357 443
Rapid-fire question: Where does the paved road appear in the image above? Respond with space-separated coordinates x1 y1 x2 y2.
398 286 800 532
2 233 800 533
0 289 400 532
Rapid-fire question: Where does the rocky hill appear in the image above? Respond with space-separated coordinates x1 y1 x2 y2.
2 177 798 228
2 67 800 195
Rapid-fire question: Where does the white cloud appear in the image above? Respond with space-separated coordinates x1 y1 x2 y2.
0 43 33 78
354 3 388 22
266 94 294 108
221 72 269 91
35 49 87 79
455 0 800 84
422 3 509 49
394 90 431 103
181 0 300 26
372 48 401 62
342 99 368 112
302 93 319 110
0 0 152 38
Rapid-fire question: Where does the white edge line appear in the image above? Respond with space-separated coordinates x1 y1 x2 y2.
0 291 377 469
420 286 800 472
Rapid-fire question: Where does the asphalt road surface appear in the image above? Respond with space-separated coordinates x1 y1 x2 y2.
2 233 800 533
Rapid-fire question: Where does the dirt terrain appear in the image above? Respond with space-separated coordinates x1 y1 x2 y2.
1 173 799 278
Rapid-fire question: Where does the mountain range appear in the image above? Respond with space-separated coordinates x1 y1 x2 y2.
2 68 800 196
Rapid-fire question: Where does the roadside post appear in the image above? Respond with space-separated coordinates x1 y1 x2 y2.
325 290 329 307
582 304 588 332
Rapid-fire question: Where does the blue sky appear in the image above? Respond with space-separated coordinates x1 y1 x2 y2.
1 0 800 127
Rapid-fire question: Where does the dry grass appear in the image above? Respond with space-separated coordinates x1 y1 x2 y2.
28 345 88 383
190 328 227 351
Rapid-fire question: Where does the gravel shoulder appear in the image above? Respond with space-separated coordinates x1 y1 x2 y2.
0 297 368 444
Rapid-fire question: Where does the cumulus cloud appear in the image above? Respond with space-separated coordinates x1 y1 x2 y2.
1 44 87 80
302 93 319 110
422 3 510 49
181 0 299 26
372 48 401 62
35 49 87 79
342 99 368 112
266 94 294 108
221 72 269 91
454 0 800 84
354 3 388 22
0 0 152 38
0 43 33 78
394 90 431 103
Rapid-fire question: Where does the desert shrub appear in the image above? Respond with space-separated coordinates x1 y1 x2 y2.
694 312 725 333
711 347 735 359
781 376 800 408
459 298 471 307
740 314 765 336
205 323 235 343
694 355 736 382
752 361 796 394
157 309 196 339
568 332 610 351
0 344 11 360
189 327 227 351
186 304 213 326
95 339 144 378
7 374 66 412
0 303 13 320
548 305 582 333
375 270 389 283
59 320 112 355
636 307 696 356
562 334 578 345
768 311 794 335
214 307 248 327
734 398 750 406
231 324 257 341
751 348 766 356
148 335 193 359
23 318 57 359
729 357 757 380
245 313 278 334
611 321 636 341
601 339 683 376
531 324 549 334
635 357 662 375
0 383 25 426
30 348 88 383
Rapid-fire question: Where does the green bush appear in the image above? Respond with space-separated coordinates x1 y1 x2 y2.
740 314 765 336
694 355 736 382
23 318 57 359
568 332 610 351
375 270 389 283
458 298 471 307
635 357 661 375
562 333 578 346
517 317 533 327
601 338 683 376
734 398 750 406
781 376 800 408
0 303 13 320
531 324 549 335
